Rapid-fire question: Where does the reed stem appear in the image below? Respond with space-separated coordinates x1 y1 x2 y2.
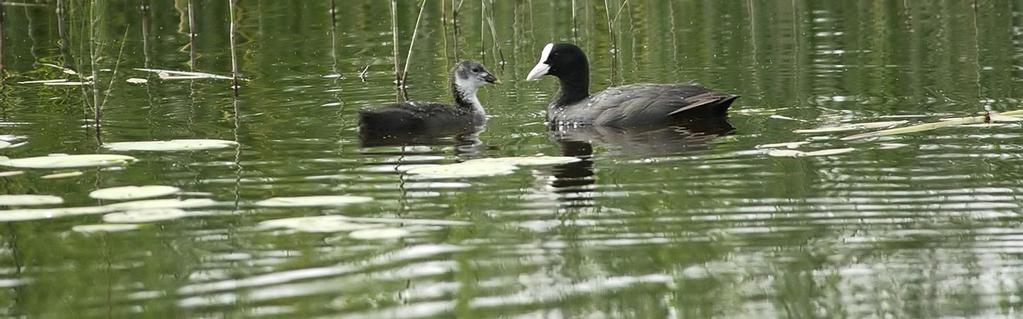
89 0 102 142
228 0 239 95
187 0 196 70
399 0 428 101
389 0 402 102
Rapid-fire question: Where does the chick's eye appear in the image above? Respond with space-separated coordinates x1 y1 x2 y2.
472 68 481 73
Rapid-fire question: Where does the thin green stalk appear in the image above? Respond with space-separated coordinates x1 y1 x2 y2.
399 0 428 101
389 0 402 102
228 0 239 94
187 0 197 70
100 27 130 109
89 0 101 142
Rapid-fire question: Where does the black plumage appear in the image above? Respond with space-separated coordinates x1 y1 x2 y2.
526 43 738 127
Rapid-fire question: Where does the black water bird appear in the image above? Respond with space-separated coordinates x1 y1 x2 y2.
526 43 738 127
358 60 499 143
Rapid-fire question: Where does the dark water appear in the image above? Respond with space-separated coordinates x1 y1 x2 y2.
2 0 1023 317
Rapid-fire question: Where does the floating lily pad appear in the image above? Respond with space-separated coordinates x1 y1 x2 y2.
878 143 908 149
768 148 855 158
105 198 219 210
102 139 238 152
463 156 581 166
103 208 191 223
258 216 385 233
126 78 148 84
18 79 70 84
0 171 24 177
89 185 181 200
0 206 114 222
349 227 411 240
254 195 373 207
0 195 63 206
0 154 136 169
755 141 809 149
72 224 141 233
794 121 907 134
43 81 93 86
406 162 518 179
40 171 83 179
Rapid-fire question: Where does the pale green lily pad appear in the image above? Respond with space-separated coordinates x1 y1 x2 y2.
0 195 63 206
73 224 141 233
406 162 518 179
43 81 93 86
755 141 809 149
89 185 181 200
0 154 136 169
18 79 70 84
794 121 907 134
103 208 191 223
40 171 83 179
103 139 238 152
463 156 581 166
0 171 24 177
349 227 411 240
768 148 855 157
105 198 219 210
0 206 114 222
258 216 385 233
254 195 373 207
878 143 909 149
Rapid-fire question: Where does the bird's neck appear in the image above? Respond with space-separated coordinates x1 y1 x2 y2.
452 82 485 116
554 68 590 107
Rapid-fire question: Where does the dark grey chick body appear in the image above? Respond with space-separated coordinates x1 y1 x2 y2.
358 61 498 143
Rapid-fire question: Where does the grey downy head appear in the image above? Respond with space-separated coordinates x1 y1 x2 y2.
452 60 500 93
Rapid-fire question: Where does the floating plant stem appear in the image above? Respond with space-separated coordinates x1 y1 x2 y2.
389 0 402 102
399 0 428 101
228 0 240 94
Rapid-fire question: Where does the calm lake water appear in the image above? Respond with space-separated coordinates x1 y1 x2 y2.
3 0 1023 317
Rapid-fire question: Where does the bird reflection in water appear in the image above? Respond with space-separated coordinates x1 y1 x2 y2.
544 118 735 207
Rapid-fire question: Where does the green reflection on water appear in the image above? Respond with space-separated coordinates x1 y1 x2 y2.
1 0 1023 318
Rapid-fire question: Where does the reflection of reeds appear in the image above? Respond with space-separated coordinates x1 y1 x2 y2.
228 0 239 95
399 0 428 101
389 0 402 102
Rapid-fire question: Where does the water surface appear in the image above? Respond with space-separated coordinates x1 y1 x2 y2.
2 1 1023 318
